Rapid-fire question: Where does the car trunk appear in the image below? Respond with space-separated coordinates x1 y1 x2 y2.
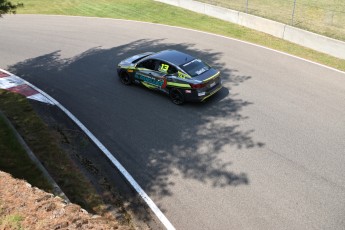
192 68 221 91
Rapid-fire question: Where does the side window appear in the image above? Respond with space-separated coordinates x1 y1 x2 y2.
157 62 177 75
167 65 177 75
137 59 156 70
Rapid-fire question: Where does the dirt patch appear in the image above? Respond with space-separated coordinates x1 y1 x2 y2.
0 90 159 229
0 171 129 230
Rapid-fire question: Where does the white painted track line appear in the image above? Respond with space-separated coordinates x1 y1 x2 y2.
0 68 175 230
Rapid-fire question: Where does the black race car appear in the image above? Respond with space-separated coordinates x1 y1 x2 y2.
117 50 222 105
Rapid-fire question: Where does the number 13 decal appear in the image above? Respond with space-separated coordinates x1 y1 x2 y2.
160 64 169 73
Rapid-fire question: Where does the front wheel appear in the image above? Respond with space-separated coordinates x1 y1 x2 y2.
169 88 185 105
119 71 131 85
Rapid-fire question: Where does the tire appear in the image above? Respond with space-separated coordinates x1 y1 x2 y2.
119 71 131 85
169 88 185 105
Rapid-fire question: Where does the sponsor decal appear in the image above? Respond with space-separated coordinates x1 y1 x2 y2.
183 59 201 67
178 71 190 79
195 67 208 75
135 73 167 89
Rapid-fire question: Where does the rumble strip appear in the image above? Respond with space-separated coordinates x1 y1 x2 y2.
0 69 54 105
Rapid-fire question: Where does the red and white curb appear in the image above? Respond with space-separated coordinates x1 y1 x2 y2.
0 70 54 105
0 68 175 230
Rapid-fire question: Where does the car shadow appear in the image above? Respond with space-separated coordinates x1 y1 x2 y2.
8 38 265 219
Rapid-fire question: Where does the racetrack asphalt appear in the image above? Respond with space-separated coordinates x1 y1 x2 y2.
1 15 345 230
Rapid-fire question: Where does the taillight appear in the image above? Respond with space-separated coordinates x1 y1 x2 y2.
191 83 207 89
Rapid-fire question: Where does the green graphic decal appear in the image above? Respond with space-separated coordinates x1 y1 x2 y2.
135 73 164 88
177 71 191 79
167 82 191 88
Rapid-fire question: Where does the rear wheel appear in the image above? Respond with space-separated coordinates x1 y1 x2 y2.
119 71 131 85
169 88 185 105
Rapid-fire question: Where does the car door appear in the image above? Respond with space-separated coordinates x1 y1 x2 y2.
155 61 180 84
135 59 167 89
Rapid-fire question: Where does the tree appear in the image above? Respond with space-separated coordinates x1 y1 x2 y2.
0 0 23 17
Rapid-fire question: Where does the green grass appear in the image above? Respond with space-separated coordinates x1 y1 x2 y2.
198 0 345 41
0 212 23 230
0 90 105 213
0 110 52 191
16 0 345 72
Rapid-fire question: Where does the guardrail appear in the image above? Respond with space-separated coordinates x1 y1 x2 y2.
155 0 345 60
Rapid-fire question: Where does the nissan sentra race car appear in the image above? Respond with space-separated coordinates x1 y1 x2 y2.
117 50 222 105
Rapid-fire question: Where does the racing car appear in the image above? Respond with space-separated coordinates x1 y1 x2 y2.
117 50 222 105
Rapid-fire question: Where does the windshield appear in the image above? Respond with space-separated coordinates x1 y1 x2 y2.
180 59 210 77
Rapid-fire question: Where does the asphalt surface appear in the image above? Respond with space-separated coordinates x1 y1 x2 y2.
1 15 345 230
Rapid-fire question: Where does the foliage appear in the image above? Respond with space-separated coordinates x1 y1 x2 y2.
0 0 23 17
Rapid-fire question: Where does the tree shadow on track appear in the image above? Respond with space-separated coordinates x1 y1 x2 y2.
9 39 264 217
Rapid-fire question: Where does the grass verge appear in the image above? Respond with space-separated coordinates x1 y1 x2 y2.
197 0 345 41
16 0 345 72
0 89 105 213
0 112 52 191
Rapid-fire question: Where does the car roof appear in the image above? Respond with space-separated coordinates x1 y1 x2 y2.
148 50 195 66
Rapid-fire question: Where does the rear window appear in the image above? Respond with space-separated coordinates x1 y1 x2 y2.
132 55 150 64
180 59 210 77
